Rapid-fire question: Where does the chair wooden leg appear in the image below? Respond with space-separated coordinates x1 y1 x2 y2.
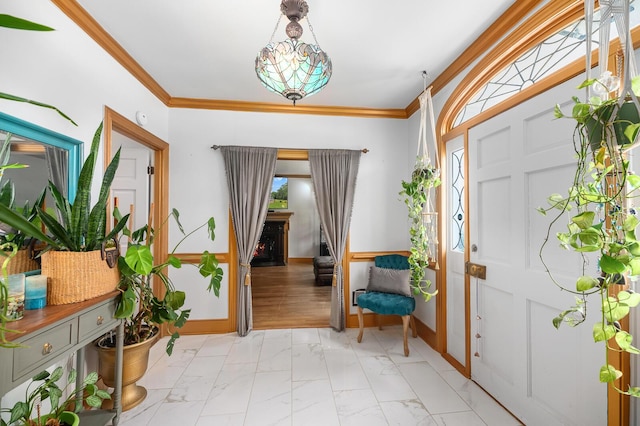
402 315 410 356
377 313 382 330
410 314 417 338
357 307 364 343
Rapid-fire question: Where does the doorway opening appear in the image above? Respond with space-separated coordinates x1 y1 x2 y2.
251 158 331 329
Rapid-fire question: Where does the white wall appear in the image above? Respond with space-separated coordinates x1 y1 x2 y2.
0 1 169 173
287 177 319 258
0 0 170 413
167 108 411 318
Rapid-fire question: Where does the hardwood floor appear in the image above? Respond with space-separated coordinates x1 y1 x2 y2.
251 263 332 329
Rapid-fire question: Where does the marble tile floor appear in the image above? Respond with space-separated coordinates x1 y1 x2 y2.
115 327 522 426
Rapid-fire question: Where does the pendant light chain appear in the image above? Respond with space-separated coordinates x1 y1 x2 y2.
268 14 283 44
306 16 321 47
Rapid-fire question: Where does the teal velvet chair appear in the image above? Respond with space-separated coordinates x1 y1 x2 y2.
356 254 417 356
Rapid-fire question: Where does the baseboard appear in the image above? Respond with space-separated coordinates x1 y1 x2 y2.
288 257 314 264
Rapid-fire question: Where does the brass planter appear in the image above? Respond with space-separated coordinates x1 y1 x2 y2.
96 328 159 411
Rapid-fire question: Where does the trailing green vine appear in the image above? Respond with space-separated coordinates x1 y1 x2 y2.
538 78 640 396
400 158 441 301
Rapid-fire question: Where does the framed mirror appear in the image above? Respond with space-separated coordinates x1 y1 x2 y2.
0 111 82 275
0 111 82 205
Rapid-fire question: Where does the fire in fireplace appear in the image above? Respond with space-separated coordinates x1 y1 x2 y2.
251 221 285 266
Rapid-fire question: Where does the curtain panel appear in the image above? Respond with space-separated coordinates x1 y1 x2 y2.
220 146 277 336
308 149 361 331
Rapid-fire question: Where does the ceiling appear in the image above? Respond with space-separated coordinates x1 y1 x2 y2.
75 0 519 111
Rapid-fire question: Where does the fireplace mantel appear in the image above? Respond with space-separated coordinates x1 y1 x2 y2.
266 211 294 222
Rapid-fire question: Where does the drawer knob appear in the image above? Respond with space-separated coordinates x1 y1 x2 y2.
42 342 53 355
96 315 104 325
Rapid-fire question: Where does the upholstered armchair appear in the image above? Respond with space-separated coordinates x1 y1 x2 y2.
356 254 417 356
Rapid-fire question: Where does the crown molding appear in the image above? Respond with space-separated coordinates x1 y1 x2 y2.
51 0 408 119
168 97 407 119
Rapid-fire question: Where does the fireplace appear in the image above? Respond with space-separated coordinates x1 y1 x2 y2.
252 222 283 266
251 212 293 267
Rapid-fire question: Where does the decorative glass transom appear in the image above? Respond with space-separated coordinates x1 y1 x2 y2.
453 5 640 127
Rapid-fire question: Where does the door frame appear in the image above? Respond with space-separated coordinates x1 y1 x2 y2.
227 148 351 330
103 106 170 331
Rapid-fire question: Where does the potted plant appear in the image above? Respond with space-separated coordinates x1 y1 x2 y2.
539 76 640 397
95 207 223 411
0 123 130 306
0 13 77 348
0 135 46 275
399 158 441 301
0 366 110 426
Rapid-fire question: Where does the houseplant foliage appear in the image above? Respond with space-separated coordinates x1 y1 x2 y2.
0 124 129 252
399 157 441 301
0 134 37 347
0 366 110 426
0 14 76 126
0 124 129 343
538 76 640 396
110 207 223 356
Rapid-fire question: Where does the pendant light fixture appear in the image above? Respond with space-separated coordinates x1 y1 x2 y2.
255 0 332 105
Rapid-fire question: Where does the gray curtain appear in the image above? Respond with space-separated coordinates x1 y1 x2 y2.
308 149 361 331
220 146 277 336
45 146 68 197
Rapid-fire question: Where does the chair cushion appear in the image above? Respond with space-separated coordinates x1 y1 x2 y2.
357 291 416 316
367 265 411 297
314 256 334 268
375 254 410 270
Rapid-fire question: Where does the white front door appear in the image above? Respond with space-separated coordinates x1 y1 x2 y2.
111 146 151 252
467 74 605 426
446 135 466 367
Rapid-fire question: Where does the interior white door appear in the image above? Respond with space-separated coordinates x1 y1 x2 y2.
467 74 605 426
446 135 466 366
111 146 151 253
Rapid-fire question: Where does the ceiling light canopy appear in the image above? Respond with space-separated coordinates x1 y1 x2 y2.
255 0 332 105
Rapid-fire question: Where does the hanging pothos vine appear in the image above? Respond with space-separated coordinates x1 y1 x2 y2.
400 159 441 301
538 0 640 397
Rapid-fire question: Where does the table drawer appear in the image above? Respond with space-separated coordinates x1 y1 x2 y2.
13 319 76 380
78 299 117 344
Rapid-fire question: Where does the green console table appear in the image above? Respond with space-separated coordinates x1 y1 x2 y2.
0 292 123 426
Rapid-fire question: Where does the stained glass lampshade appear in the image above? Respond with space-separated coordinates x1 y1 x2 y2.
255 0 332 105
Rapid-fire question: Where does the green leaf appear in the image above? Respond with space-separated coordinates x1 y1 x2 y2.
166 332 179 356
630 175 640 192
624 123 640 144
0 92 76 125
618 290 640 308
125 244 154 275
49 366 64 382
624 215 640 232
615 331 640 354
0 14 54 31
593 322 616 342
32 370 51 381
576 275 598 291
9 401 28 423
628 387 640 397
599 254 626 274
600 364 622 383
85 395 102 408
571 211 595 229
165 290 186 310
604 299 629 323
629 257 640 275
83 371 98 385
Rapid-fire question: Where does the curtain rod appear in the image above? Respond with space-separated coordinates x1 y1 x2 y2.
210 145 369 153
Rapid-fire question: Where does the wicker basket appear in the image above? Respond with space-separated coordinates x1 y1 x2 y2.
5 249 40 275
41 249 120 305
